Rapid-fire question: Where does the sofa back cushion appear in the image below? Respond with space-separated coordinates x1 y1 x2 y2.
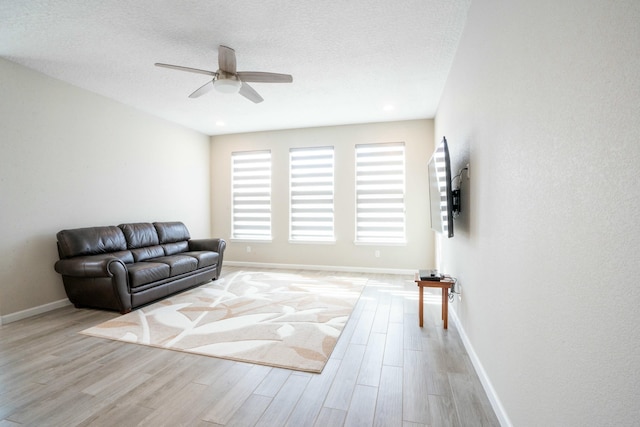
162 241 189 255
130 245 165 262
119 223 159 249
154 221 191 243
57 226 127 259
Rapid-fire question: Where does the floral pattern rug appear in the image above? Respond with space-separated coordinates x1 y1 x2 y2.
80 269 366 373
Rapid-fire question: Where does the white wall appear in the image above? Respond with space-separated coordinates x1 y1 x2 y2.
0 58 211 320
210 120 434 271
435 0 640 425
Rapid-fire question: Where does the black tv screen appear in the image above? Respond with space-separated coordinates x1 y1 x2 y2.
428 137 454 238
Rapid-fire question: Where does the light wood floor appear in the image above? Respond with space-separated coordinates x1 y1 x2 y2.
0 266 499 426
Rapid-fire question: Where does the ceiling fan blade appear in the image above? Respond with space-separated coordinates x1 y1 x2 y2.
239 82 264 103
155 63 216 77
188 81 214 98
218 45 237 74
237 71 293 83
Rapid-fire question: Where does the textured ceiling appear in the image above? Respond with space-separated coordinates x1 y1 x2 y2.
0 0 470 136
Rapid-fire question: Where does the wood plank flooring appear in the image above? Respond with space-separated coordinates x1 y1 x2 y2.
0 266 499 426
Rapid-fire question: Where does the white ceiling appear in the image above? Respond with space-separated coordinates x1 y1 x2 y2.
0 0 470 136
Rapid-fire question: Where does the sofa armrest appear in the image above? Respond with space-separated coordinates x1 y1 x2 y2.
189 238 226 278
55 256 126 278
188 238 226 254
54 255 131 313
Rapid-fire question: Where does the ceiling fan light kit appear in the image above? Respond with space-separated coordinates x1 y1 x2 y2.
214 78 241 94
155 45 293 103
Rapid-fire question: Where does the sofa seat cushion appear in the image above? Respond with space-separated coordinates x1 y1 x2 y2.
183 251 219 268
127 262 170 288
151 255 198 277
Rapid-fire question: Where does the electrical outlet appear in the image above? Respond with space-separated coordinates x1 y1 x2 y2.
374 250 380 258
457 282 462 301
246 246 251 253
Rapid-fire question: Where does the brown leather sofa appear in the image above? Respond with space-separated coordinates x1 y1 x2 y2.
54 221 226 314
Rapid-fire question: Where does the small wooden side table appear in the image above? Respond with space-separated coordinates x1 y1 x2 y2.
415 278 455 329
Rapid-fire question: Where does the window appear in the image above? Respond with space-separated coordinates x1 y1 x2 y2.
289 146 335 242
355 142 406 244
231 150 272 240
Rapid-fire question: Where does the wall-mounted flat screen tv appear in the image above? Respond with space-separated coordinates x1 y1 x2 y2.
428 136 454 238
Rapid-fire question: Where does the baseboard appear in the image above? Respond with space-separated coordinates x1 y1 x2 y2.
449 307 512 427
224 261 416 276
0 298 72 325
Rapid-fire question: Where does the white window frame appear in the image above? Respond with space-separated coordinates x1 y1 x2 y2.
355 142 406 244
289 146 335 243
231 150 272 241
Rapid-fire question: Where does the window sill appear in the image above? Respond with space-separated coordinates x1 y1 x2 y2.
230 238 273 243
353 240 407 246
288 239 336 245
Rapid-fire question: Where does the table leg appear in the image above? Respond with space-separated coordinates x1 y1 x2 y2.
419 285 424 327
442 288 448 329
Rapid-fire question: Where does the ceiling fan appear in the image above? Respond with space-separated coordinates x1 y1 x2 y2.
155 45 293 103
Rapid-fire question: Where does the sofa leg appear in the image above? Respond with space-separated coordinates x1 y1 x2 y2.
120 308 132 315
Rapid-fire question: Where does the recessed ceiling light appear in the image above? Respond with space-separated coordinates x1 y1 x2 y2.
215 121 225 126
383 104 395 111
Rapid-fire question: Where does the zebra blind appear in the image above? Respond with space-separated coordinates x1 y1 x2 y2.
231 150 272 240
355 142 406 243
289 146 335 242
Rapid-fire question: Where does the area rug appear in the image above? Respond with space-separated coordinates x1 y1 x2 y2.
80 270 366 373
